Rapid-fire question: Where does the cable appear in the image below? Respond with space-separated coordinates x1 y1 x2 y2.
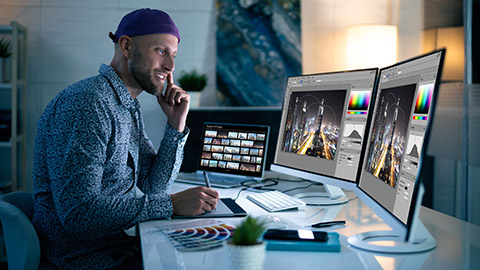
241 178 278 189
281 183 317 194
263 176 305 183
232 178 279 201
232 187 248 201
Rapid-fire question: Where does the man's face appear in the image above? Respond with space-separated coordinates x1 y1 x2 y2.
128 33 178 96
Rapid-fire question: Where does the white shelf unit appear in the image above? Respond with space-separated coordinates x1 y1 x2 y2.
0 21 27 192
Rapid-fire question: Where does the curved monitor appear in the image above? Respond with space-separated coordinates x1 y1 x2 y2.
352 49 445 253
271 68 378 203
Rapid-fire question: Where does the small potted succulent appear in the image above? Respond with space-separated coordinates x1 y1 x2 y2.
0 37 12 83
224 216 267 270
177 69 208 107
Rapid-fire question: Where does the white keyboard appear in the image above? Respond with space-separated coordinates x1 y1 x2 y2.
247 190 306 212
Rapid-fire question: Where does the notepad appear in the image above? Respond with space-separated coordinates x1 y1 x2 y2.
265 232 341 252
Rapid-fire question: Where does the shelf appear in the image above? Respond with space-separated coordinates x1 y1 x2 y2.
0 21 27 192
0 134 26 148
0 25 13 34
0 80 27 89
0 141 10 148
0 23 26 34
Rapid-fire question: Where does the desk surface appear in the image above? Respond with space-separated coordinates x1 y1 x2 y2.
139 173 480 270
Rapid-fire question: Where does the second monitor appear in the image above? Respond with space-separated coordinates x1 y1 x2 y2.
272 68 378 205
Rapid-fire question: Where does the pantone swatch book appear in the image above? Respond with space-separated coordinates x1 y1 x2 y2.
163 223 235 251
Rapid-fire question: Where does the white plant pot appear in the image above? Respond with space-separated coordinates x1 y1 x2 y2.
224 241 266 270
189 91 202 108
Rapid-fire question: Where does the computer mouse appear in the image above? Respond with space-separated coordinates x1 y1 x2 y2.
257 215 289 229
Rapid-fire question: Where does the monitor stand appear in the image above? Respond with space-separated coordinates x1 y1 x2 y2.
356 245 432 269
292 183 349 206
347 184 436 253
347 220 436 253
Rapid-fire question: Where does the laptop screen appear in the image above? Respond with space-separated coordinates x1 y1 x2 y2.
198 122 270 178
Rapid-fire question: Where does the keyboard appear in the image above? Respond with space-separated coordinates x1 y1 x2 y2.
247 190 306 212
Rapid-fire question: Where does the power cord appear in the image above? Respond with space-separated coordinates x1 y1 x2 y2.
232 178 279 201
281 183 318 194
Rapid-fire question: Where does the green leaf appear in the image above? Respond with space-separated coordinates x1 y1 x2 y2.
0 38 12 58
232 216 266 246
177 69 208 92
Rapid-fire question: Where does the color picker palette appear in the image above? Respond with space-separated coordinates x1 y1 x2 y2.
414 84 434 114
164 223 235 251
348 90 371 111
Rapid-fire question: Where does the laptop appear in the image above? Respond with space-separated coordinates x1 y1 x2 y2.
176 122 270 188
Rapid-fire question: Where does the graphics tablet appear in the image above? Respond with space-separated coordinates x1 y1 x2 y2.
172 198 247 219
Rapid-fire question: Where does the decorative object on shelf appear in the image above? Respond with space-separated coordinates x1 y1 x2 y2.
0 110 11 141
178 69 208 91
0 37 12 83
224 216 266 270
178 69 208 107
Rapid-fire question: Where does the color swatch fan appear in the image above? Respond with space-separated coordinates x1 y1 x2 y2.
164 223 235 251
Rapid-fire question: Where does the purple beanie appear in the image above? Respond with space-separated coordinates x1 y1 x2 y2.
109 8 180 43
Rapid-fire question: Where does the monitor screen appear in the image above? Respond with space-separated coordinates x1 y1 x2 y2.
198 122 270 178
358 50 445 225
273 69 378 183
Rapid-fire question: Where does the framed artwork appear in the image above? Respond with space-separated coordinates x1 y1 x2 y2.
216 0 301 106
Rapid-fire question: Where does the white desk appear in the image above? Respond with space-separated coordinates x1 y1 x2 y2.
139 173 480 270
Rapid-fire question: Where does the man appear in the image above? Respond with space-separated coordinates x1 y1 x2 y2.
32 8 219 269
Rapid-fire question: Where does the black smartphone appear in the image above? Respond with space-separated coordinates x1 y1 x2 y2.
263 229 328 242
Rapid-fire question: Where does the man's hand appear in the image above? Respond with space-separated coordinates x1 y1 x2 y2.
170 187 220 216
157 72 189 133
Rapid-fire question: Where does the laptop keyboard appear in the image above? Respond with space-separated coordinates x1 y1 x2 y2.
247 190 306 212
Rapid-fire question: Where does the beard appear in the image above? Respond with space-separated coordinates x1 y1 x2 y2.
129 48 162 96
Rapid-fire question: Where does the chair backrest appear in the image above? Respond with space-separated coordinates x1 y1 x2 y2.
0 191 40 270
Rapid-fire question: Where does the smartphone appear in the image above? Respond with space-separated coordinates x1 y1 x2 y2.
263 229 328 242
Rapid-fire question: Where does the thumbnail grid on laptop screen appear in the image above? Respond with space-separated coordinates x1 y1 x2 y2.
198 123 269 178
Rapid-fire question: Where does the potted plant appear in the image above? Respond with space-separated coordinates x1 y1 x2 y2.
224 216 267 270
0 37 12 83
177 69 208 107
178 69 208 91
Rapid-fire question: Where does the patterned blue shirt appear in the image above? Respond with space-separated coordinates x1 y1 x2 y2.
32 64 188 269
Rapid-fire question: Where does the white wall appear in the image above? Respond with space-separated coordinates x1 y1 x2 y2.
0 0 217 191
302 0 423 73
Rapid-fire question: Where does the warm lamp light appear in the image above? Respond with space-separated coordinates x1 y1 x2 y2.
423 26 464 81
346 25 398 70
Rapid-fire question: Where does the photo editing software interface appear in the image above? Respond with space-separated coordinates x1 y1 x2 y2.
274 69 378 182
198 123 269 177
359 51 444 224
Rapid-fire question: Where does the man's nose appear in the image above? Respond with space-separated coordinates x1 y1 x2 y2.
163 54 175 72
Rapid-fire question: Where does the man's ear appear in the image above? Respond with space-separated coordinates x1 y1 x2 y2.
118 35 132 58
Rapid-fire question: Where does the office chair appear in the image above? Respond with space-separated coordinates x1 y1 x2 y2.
0 191 40 270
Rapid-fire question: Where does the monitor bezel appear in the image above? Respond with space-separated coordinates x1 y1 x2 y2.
271 68 379 186
356 49 446 241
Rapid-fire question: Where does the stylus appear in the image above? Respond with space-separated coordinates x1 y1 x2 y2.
203 171 211 188
311 220 346 228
